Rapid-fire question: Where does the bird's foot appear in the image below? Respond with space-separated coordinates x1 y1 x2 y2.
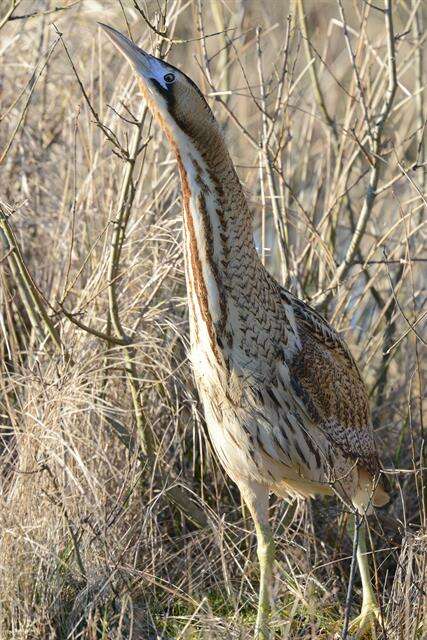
348 601 384 638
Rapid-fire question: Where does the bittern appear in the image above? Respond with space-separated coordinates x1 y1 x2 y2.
101 24 389 639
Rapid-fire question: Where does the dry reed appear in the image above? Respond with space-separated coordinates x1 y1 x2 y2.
0 1 425 638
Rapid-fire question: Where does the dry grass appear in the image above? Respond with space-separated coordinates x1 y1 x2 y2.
0 1 425 638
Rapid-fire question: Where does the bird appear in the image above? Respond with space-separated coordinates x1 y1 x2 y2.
100 23 389 639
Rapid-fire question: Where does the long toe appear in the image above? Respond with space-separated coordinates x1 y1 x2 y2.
348 602 384 638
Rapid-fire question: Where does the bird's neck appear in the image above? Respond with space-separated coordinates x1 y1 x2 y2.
170 124 262 360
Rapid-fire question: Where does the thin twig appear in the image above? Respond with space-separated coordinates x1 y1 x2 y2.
9 0 82 21
383 248 426 347
342 512 362 639
0 207 65 355
54 25 129 158
0 36 61 165
297 0 337 136
315 0 397 307
0 0 22 32
256 26 288 282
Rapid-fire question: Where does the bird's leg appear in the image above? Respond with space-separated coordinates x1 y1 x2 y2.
348 515 383 638
238 481 274 640
255 519 275 639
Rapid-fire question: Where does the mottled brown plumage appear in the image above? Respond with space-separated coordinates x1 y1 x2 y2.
101 24 389 639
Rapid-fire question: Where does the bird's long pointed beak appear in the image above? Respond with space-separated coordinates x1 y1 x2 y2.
98 23 152 77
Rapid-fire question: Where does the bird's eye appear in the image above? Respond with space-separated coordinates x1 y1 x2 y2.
164 73 175 84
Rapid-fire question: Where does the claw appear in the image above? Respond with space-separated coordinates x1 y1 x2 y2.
348 601 384 638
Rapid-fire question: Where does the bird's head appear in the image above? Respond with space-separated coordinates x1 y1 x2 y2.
100 23 218 154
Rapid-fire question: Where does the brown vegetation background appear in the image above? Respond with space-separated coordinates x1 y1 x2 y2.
0 0 425 638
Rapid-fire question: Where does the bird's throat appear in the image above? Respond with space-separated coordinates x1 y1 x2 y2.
172 133 258 363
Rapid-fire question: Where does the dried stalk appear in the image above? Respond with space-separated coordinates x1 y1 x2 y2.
297 0 337 137
0 208 64 354
256 26 289 282
315 0 397 307
0 0 22 32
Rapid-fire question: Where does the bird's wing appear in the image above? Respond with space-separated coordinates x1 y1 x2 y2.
280 289 380 476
